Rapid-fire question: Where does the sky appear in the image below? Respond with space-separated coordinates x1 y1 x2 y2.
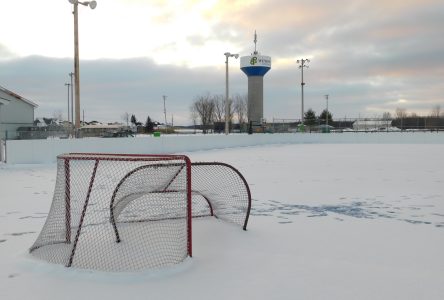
1 0 444 125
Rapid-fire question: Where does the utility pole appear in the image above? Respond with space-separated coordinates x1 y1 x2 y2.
65 83 71 123
163 95 167 130
325 94 329 128
69 72 74 127
297 58 310 125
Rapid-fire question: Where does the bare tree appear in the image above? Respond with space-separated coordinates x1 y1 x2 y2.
382 112 392 120
213 94 234 125
431 105 441 118
190 107 198 134
121 112 130 126
234 94 248 128
52 110 63 122
212 94 225 123
395 108 407 130
190 93 215 134
395 108 407 119
227 97 234 124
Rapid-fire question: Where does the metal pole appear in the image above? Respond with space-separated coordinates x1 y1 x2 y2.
73 2 80 132
301 65 304 124
325 94 329 128
163 95 167 130
65 83 71 123
225 55 229 135
297 59 310 126
223 52 238 135
69 72 74 127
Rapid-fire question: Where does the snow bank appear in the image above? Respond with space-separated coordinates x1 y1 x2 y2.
5 132 444 164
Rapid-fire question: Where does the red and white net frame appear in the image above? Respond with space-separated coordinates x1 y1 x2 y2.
30 153 251 272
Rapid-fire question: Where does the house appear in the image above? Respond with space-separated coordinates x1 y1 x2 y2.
0 85 38 140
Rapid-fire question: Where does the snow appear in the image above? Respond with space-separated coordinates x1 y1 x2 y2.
1 143 444 299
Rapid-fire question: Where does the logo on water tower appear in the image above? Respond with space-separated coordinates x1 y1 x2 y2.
250 56 258 65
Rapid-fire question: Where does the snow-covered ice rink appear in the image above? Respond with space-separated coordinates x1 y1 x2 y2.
1 143 443 299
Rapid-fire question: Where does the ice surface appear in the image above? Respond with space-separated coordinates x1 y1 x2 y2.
1 143 443 299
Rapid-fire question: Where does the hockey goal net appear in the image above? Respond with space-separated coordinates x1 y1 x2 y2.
30 153 251 272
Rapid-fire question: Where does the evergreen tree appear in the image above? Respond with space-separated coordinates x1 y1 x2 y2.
144 116 155 133
130 114 137 126
304 109 317 126
319 109 333 124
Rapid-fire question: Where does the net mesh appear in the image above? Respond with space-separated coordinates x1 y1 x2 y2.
191 163 251 229
30 154 251 272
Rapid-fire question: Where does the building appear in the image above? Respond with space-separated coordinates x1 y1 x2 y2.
0 85 38 140
352 119 394 131
79 123 132 138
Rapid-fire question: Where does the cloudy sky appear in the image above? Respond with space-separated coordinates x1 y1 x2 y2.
1 0 443 125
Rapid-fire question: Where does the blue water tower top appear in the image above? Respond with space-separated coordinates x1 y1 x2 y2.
240 55 271 77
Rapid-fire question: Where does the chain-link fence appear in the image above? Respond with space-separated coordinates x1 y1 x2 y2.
270 117 444 133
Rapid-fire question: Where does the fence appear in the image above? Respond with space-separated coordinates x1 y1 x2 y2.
271 117 444 133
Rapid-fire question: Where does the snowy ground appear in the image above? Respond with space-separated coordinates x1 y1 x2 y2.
1 143 443 299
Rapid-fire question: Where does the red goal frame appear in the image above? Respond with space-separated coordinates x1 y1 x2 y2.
62 153 192 267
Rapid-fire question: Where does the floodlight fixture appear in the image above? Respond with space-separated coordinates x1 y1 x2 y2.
68 0 97 9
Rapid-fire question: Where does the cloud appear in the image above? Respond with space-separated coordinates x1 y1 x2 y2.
0 56 248 124
0 44 15 60
1 0 443 122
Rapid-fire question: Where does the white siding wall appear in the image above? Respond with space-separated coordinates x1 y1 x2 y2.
0 90 35 140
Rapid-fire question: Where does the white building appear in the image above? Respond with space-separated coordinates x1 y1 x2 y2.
0 85 38 140
352 119 393 131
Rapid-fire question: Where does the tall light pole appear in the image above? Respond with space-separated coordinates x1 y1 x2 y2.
68 0 97 133
297 58 310 125
69 72 74 127
163 95 167 130
325 94 329 128
65 83 71 123
224 52 239 135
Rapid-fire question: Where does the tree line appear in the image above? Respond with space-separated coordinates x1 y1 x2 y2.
391 105 444 130
190 93 248 133
122 113 157 133
303 108 333 126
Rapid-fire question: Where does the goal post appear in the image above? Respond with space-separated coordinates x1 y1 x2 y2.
30 153 251 272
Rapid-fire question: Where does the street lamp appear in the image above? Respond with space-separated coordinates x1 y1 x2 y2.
224 52 239 135
68 0 97 133
297 58 310 125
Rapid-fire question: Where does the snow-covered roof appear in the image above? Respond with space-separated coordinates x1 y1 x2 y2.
0 85 39 108
81 124 126 129
353 120 391 125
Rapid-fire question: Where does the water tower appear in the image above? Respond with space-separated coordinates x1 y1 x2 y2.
240 31 271 124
